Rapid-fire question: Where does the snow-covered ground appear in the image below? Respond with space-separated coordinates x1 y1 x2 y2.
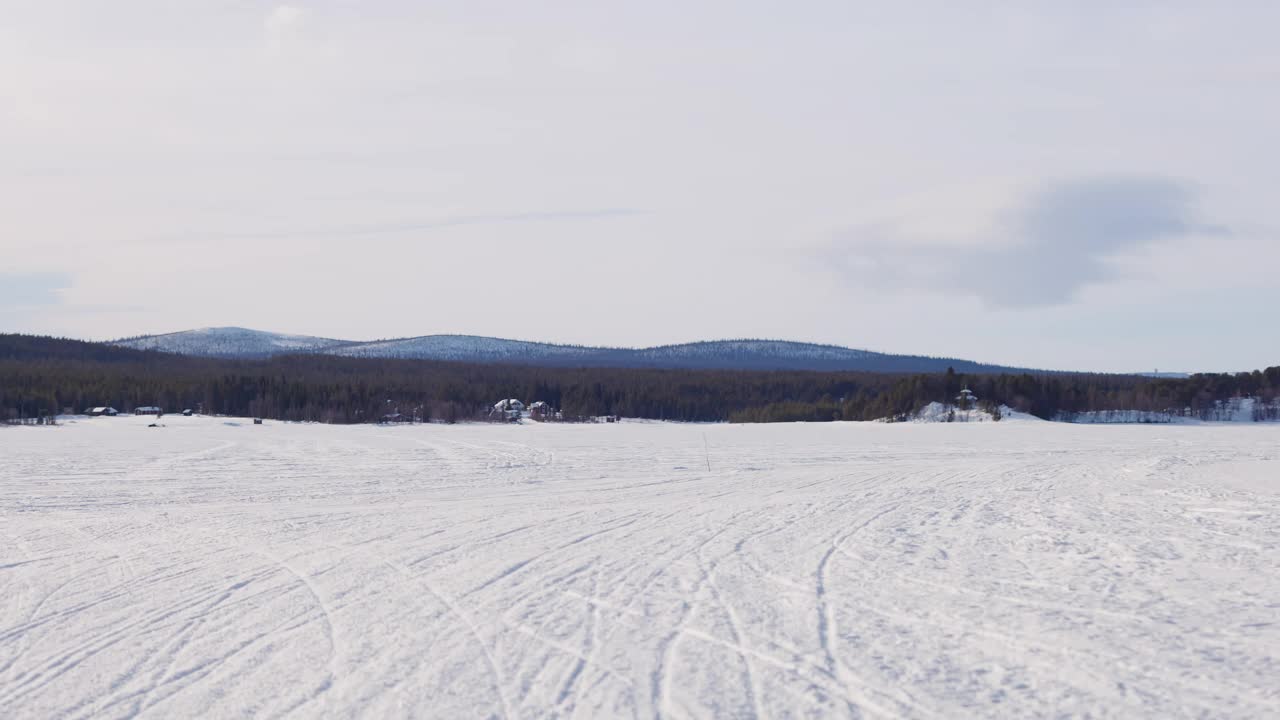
2 416 1278 719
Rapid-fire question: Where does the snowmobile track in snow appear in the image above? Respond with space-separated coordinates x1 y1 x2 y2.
2 415 1278 719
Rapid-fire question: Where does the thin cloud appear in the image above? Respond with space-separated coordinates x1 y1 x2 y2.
828 177 1224 308
0 272 71 309
264 4 307 49
265 5 306 33
146 208 646 244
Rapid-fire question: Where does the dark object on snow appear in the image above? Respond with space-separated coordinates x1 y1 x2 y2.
148 423 159 428
253 418 263 425
528 401 560 421
182 409 193 416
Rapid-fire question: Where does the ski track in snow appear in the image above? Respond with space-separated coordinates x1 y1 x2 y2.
2 416 1278 719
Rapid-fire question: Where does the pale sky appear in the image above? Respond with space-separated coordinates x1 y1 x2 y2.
3 1 1278 372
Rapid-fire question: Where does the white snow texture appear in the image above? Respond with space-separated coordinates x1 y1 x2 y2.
2 416 1277 718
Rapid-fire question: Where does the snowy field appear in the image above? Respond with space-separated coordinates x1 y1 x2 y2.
2 416 1278 719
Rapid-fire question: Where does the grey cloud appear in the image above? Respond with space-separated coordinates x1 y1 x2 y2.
829 177 1221 308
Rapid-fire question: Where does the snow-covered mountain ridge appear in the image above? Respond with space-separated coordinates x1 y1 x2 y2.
111 326 1039 373
112 327 349 357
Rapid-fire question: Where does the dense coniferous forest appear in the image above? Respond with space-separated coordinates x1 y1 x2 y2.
2 334 1276 424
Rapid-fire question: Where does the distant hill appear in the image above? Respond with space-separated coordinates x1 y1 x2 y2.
110 326 1045 374
7 332 1273 425
0 334 161 363
113 327 348 358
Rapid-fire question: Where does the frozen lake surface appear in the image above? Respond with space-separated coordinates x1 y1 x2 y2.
2 416 1278 718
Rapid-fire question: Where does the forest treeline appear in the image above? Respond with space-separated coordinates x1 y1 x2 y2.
2 334 1277 424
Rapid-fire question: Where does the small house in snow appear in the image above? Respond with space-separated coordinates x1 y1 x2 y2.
134 406 162 416
956 387 978 409
87 407 119 417
491 399 525 421
528 401 557 420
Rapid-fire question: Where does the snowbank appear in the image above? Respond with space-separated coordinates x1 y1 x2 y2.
1057 409 1192 424
1060 398 1280 424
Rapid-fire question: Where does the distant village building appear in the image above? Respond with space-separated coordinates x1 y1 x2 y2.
87 407 119 416
956 387 978 409
491 399 525 421
134 406 162 416
182 409 194 416
528 401 557 420
380 412 411 424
